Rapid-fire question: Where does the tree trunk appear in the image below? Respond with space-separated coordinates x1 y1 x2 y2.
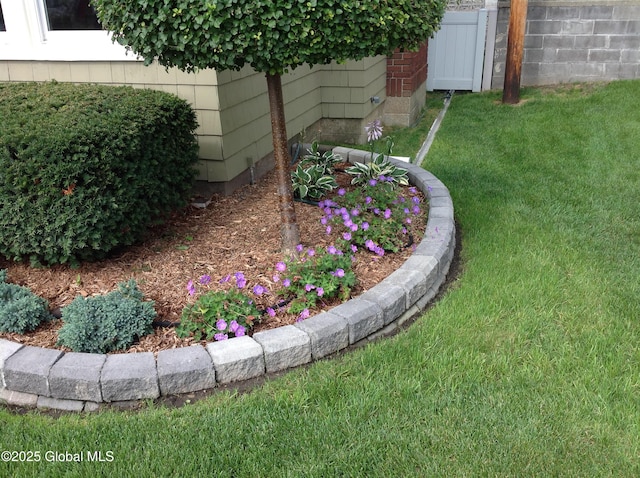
265 72 301 255
502 0 528 104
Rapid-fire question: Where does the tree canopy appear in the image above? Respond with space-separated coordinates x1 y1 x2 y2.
92 0 446 254
93 0 446 75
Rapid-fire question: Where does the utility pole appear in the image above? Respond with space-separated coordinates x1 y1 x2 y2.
502 0 528 104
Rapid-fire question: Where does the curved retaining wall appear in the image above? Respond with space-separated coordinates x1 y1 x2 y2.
0 148 455 412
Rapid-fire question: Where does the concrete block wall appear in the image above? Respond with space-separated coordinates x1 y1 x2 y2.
492 1 640 88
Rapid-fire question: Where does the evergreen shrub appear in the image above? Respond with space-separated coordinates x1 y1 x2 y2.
57 279 156 354
0 269 53 334
0 81 199 265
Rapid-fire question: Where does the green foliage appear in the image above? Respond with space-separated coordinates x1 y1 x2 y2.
0 81 199 266
178 288 261 341
324 182 422 253
299 141 343 175
276 245 357 315
346 154 409 188
0 269 53 334
57 280 156 353
93 0 447 75
291 163 338 201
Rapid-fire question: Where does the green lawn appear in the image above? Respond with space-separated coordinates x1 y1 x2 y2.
1 81 639 477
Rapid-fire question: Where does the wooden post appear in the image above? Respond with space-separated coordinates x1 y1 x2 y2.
502 0 528 104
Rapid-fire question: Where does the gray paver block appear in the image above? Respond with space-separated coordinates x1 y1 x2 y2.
384 268 428 309
0 387 38 408
100 353 159 402
37 396 85 412
360 283 407 326
3 346 63 396
49 352 106 402
294 312 349 359
157 345 216 395
400 255 439 291
206 336 265 384
330 298 384 344
0 339 23 387
253 325 311 373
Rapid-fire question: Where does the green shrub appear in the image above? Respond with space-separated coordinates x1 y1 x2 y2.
0 269 53 334
0 81 199 265
57 279 156 354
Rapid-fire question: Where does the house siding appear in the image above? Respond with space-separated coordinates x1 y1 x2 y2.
0 57 385 193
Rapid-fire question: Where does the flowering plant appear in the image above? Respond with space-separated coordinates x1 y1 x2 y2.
346 119 408 188
273 244 357 316
320 181 422 255
178 273 262 341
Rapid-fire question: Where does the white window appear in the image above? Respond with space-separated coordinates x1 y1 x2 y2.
43 0 101 31
0 4 6 32
0 1 136 61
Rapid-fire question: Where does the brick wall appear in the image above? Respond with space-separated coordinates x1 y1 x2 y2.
492 1 640 88
386 42 429 97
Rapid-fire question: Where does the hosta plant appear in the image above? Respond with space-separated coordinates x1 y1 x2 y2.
291 163 338 201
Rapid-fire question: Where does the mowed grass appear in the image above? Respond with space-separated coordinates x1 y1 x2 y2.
1 81 639 477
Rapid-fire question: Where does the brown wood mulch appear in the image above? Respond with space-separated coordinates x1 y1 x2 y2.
0 166 426 354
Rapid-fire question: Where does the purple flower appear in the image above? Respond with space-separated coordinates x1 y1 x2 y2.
350 223 358 232
307 248 315 257
283 278 291 287
333 268 345 278
317 287 324 297
214 333 228 341
351 244 358 253
216 319 227 331
374 246 385 256
412 205 421 215
229 320 240 333
220 274 231 284
409 187 418 194
326 225 332 235
320 216 327 225
298 308 310 320
296 244 304 252
365 119 383 142
351 208 360 216
305 283 315 292
234 325 246 337
276 261 287 272
365 196 372 204
368 179 378 187
342 232 352 241
412 196 421 204
405 217 412 224
379 175 387 182
267 307 276 317
273 274 280 283
373 208 380 215
187 281 197 296
384 208 392 219
327 245 338 255
362 222 370 231
199 275 211 285
365 239 375 251
253 284 265 296
337 188 346 196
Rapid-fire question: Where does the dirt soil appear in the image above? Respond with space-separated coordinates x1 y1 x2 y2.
0 166 426 354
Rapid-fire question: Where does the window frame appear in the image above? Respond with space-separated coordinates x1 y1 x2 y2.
0 0 137 62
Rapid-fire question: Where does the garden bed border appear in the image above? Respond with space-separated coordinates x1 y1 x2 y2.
0 148 455 412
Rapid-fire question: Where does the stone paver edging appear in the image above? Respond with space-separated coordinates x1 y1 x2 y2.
0 148 455 412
